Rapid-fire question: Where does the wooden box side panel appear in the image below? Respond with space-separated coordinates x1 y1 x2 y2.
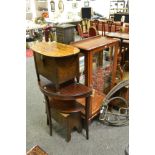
34 53 57 83
57 55 79 84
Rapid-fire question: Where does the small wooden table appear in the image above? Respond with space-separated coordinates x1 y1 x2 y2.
31 41 80 90
71 36 120 119
105 32 129 41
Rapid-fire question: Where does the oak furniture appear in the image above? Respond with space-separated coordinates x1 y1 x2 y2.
71 36 120 120
31 41 80 90
56 24 75 44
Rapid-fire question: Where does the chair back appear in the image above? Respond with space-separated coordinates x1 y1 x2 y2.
92 19 99 31
77 24 83 37
106 21 116 32
88 26 98 37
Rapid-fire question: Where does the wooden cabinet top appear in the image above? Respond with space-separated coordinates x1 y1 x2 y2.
30 41 80 57
55 24 76 29
71 36 119 51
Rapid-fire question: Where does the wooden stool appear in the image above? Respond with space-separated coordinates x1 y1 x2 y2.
51 109 82 142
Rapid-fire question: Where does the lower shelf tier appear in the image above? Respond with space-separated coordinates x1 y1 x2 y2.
77 89 106 120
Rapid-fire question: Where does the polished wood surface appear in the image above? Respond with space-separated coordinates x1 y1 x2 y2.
32 41 80 90
77 89 106 120
30 41 80 57
39 81 92 100
71 35 119 120
71 35 119 88
71 35 119 51
106 32 129 40
33 52 79 90
39 79 92 140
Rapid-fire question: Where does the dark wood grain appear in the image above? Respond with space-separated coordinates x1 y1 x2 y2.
39 79 92 141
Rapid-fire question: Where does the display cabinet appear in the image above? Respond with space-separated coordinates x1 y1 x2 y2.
71 36 120 120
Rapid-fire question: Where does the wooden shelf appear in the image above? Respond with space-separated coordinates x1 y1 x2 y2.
77 89 106 120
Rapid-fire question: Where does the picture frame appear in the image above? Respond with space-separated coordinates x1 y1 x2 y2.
58 0 64 13
72 3 78 9
50 0 55 12
84 1 89 7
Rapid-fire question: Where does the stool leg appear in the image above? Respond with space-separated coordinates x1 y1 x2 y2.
47 114 49 125
66 119 71 142
77 113 82 133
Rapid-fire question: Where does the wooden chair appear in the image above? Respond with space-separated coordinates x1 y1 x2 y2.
39 79 92 142
77 24 89 39
91 19 100 31
99 21 116 36
88 26 98 37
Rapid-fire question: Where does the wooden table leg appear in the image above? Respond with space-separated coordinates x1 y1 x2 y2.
111 44 119 87
84 52 93 87
85 96 91 140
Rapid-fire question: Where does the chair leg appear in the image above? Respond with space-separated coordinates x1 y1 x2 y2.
118 64 124 80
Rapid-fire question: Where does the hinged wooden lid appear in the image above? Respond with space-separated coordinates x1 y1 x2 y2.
30 41 80 57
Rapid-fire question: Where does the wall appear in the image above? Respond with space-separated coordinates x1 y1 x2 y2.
29 0 111 20
48 0 110 21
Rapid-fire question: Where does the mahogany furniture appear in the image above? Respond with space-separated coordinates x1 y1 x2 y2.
31 41 80 90
27 145 48 155
71 36 120 120
39 80 92 141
